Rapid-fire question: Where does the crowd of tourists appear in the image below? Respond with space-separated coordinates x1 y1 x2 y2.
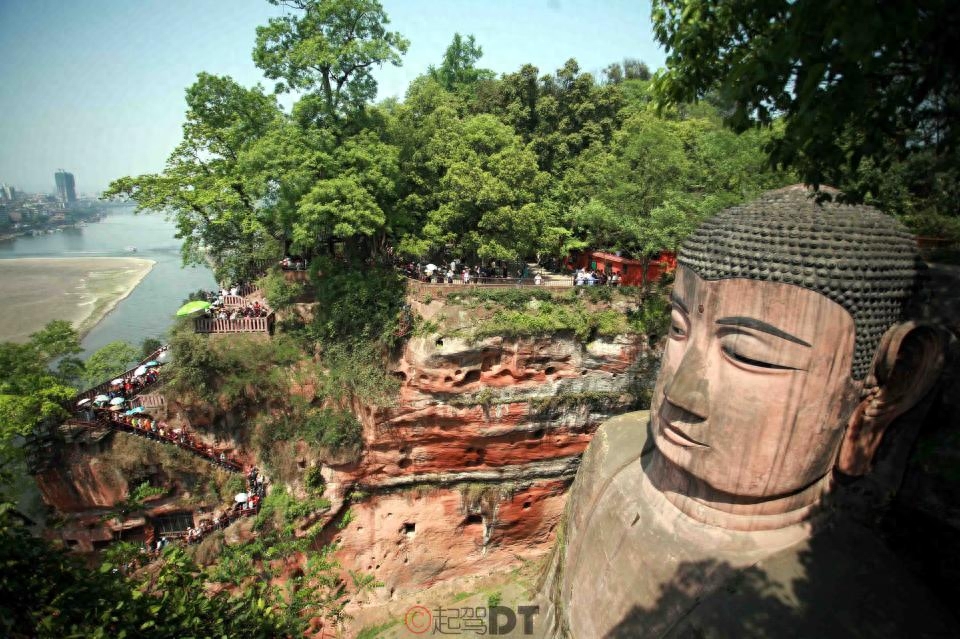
196 285 270 320
103 410 243 472
280 255 309 271
401 261 541 285
573 267 622 286
205 300 269 320
125 467 269 569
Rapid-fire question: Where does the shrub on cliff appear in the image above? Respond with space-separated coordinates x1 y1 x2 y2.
0 503 293 638
259 268 306 310
166 322 303 408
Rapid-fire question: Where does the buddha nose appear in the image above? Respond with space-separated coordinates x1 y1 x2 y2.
664 347 710 419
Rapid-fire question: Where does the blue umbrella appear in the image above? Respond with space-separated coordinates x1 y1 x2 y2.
124 407 145 415
143 360 160 367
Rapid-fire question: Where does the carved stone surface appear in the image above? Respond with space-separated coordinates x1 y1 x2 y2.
537 186 955 637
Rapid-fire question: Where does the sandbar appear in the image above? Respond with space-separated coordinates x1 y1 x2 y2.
0 257 155 343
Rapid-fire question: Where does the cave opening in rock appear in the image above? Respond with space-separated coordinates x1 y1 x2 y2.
403 522 416 536
465 513 483 525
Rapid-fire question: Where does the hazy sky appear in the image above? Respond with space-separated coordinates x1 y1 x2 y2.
0 0 665 194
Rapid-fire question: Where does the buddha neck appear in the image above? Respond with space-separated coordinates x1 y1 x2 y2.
643 449 834 532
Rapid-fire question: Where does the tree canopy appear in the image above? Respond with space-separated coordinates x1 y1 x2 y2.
0 322 81 483
105 0 793 281
651 0 960 232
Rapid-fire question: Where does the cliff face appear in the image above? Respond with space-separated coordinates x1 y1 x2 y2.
321 331 654 597
37 293 658 595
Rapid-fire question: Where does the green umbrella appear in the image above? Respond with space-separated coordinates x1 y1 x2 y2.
176 300 211 316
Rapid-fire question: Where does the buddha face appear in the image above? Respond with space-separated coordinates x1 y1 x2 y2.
650 267 862 499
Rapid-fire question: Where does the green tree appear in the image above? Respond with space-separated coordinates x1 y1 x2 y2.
104 73 282 281
0 504 293 638
254 0 409 121
428 33 493 91
0 322 80 485
403 113 554 261
139 337 163 359
82 341 140 388
651 0 960 208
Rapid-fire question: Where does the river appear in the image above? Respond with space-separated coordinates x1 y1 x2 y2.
0 207 216 355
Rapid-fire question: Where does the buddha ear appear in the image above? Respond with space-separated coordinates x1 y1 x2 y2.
837 321 948 476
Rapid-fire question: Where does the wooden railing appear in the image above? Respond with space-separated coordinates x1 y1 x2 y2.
194 314 274 334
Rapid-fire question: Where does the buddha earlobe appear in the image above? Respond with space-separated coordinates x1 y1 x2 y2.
837 322 949 476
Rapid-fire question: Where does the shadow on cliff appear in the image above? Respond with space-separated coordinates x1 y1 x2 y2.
604 505 960 639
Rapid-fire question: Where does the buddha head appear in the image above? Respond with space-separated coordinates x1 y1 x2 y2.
647 186 946 530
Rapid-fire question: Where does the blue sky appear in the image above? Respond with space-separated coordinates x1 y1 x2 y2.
0 0 665 194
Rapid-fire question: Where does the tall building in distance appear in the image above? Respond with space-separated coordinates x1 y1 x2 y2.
55 170 77 204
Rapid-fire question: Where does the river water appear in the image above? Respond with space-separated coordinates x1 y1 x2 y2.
0 207 216 355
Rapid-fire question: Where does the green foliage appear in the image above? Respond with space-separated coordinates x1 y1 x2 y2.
259 269 306 310
0 321 80 486
487 590 503 608
0 503 293 638
472 301 629 343
627 290 672 341
651 0 959 224
316 341 400 407
429 33 494 91
311 262 405 348
357 619 400 639
453 287 556 310
254 0 409 118
166 322 302 407
530 391 624 418
305 465 326 492
82 340 140 388
303 408 363 456
139 337 163 359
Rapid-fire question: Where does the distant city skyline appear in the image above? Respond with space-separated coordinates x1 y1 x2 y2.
0 0 665 194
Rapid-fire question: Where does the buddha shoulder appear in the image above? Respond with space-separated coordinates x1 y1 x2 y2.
570 410 650 500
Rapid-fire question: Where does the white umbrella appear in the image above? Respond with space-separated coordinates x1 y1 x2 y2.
234 492 249 503
76 398 92 407
111 378 124 386
93 394 110 404
109 397 126 405
424 263 438 272
157 350 172 364
133 366 148 377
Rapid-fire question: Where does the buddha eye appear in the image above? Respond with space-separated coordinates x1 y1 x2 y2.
669 308 688 340
721 345 794 370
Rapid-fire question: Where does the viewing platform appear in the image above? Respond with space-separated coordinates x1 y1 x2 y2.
194 313 275 335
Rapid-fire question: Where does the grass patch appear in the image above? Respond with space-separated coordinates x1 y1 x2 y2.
357 619 400 639
470 302 630 342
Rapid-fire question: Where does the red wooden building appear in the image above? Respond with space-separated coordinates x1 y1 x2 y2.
565 250 677 286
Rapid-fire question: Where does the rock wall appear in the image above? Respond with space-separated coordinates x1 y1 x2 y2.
320 331 654 594
36 300 657 592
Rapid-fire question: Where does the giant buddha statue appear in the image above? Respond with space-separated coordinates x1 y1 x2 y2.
537 186 955 638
